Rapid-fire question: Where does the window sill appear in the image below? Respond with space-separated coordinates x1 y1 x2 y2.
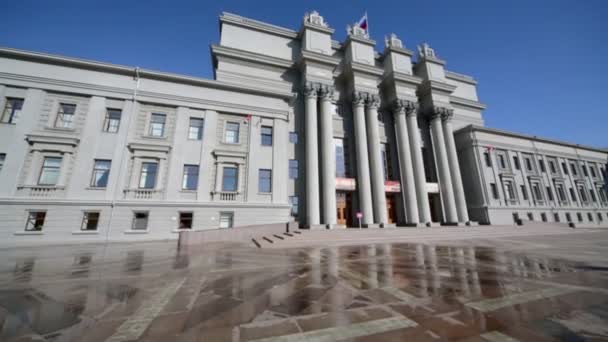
72 231 99 235
221 141 241 146
257 192 272 196
180 189 197 193
14 231 44 236
124 230 149 234
86 187 107 191
142 135 166 140
45 126 75 132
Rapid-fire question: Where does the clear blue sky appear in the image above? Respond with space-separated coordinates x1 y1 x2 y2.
1 0 606 147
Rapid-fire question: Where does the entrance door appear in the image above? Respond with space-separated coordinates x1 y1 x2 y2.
386 195 397 224
336 192 352 227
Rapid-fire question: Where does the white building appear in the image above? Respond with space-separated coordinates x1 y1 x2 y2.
0 11 606 246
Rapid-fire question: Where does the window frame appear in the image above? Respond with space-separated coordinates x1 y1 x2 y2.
219 211 234 228
25 211 46 232
138 161 159 189
289 196 299 216
131 211 149 231
0 153 5 172
221 166 238 192
258 169 272 193
490 183 499 200
178 212 193 229
289 159 299 179
1 97 24 124
54 103 76 129
188 117 204 140
103 108 122 133
224 121 240 144
81 211 100 231
38 156 62 185
289 132 298 144
260 126 273 146
148 113 166 137
90 159 112 188
181 164 200 191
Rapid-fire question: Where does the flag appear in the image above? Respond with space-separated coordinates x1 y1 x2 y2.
357 13 368 31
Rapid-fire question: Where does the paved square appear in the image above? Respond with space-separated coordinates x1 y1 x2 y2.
1 228 608 341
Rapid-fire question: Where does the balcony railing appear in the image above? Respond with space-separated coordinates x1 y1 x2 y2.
123 188 164 200
16 185 66 197
212 191 241 202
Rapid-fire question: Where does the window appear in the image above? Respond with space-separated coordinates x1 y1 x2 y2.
570 163 577 176
381 144 393 180
582 165 588 177
590 190 597 203
554 213 560 222
179 212 193 229
38 157 62 185
556 184 567 202
549 160 557 174
182 165 199 190
188 118 204 140
289 132 298 144
578 185 588 203
139 162 158 189
541 213 547 222
289 159 299 179
55 103 76 128
335 138 349 177
525 158 533 172
532 183 543 201
0 153 5 172
1 97 24 124
513 156 520 170
484 152 491 167
566 212 572 222
546 186 554 201
498 154 507 169
131 212 149 230
590 166 597 178
225 122 240 143
503 181 516 202
490 183 499 199
222 166 238 192
81 212 100 231
562 162 568 175
598 213 603 222
219 212 234 228
149 113 166 137
569 188 577 202
103 108 121 133
598 187 607 203
588 212 593 222
261 126 273 146
521 185 528 200
539 159 546 173
289 196 299 216
527 212 534 221
258 169 272 193
577 212 583 222
25 211 46 231
90 159 111 188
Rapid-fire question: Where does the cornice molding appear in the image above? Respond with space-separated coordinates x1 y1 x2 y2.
127 142 171 153
212 149 248 159
211 45 294 69
301 21 335 35
419 79 457 95
299 49 341 67
25 134 80 147
380 71 422 89
381 46 414 58
220 12 298 39
0 198 291 209
450 96 487 110
445 71 478 85
345 34 377 47
418 55 446 66
347 61 384 77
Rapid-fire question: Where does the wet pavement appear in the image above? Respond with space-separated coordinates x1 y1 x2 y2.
1 231 608 341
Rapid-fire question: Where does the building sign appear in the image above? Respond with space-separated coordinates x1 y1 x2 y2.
385 181 401 193
425 182 439 193
336 177 356 191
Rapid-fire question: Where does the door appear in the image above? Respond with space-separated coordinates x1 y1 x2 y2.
386 195 397 224
336 192 352 227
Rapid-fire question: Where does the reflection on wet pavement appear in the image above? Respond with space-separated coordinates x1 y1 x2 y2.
1 233 608 341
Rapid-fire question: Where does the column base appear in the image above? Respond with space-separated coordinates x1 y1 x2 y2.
465 221 479 226
426 222 441 227
381 223 397 228
362 223 380 228
305 224 328 230
441 222 462 226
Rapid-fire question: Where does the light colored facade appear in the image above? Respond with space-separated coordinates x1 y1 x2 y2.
0 11 606 246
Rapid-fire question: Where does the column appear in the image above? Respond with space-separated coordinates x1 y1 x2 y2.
365 94 388 225
319 85 337 226
429 108 458 224
352 92 374 225
304 83 321 226
214 162 223 192
406 109 432 223
393 100 419 224
442 112 470 223
58 153 72 187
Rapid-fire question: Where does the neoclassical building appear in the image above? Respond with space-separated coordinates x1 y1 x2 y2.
0 11 606 245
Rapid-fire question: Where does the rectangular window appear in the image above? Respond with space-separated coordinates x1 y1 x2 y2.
562 162 569 175
539 159 546 173
38 156 62 185
138 162 158 189
90 159 111 188
570 163 577 176
590 190 597 203
549 160 557 174
541 213 547 222
546 186 553 201
289 132 298 144
578 186 588 203
525 158 533 172
222 166 238 192
0 153 5 172
569 188 577 202
566 212 572 222
1 97 24 124
577 212 583 222
590 166 597 178
532 183 543 201
588 212 593 222
149 113 166 137
289 159 299 179
258 169 272 193
219 212 234 228
81 212 100 231
554 213 560 222
598 213 603 222
131 211 149 230
521 185 528 200
498 154 507 169
381 144 393 180
527 212 534 221
103 108 121 133
582 165 588 177
225 122 240 143
182 165 199 190
503 181 516 202
598 187 607 203
335 138 349 177
55 103 76 128
188 118 204 140
25 211 46 231
490 183 499 199
484 152 491 167
179 212 193 229
513 156 520 170
261 126 273 146
289 196 299 216
556 184 567 202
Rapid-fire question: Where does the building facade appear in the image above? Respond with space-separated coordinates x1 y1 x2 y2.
0 11 606 246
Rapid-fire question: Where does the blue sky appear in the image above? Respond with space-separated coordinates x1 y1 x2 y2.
1 0 607 147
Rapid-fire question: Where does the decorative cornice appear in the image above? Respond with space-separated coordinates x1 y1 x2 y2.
212 45 294 69
346 61 384 77
25 134 80 147
380 71 422 89
445 71 478 85
220 12 298 39
127 142 171 153
299 49 341 67
449 96 487 110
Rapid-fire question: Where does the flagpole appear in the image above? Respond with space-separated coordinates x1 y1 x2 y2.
365 11 369 37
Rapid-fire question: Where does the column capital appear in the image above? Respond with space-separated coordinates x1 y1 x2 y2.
352 91 367 107
318 84 335 101
393 99 418 116
366 94 381 109
303 82 318 98
430 106 453 121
